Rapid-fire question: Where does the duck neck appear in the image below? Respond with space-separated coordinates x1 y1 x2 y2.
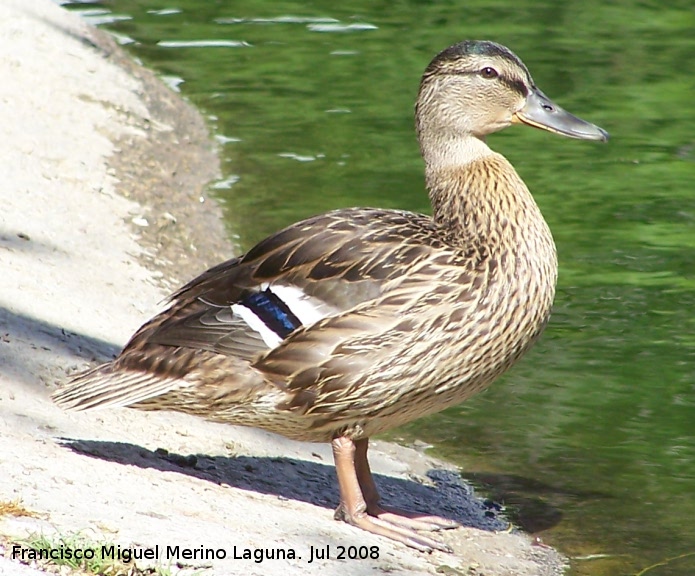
421 133 552 251
420 132 494 170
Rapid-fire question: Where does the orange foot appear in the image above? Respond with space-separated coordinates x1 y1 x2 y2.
331 436 459 553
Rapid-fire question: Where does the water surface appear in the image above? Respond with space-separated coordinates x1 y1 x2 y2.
64 2 695 574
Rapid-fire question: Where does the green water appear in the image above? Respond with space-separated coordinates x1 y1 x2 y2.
65 1 695 574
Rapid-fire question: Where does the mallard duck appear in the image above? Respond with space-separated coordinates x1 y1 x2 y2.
53 40 607 552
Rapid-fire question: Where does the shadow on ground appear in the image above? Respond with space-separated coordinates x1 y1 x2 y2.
0 306 119 387
58 438 523 532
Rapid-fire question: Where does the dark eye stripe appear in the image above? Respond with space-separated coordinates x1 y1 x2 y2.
431 70 528 98
500 76 528 98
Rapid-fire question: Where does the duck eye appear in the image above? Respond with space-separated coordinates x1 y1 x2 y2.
480 67 499 79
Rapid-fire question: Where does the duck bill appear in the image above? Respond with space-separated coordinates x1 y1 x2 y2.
513 87 608 142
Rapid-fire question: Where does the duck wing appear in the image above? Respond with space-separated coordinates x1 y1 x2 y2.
142 208 443 361
54 208 456 412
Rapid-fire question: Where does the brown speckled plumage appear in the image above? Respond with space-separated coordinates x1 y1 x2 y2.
54 40 607 552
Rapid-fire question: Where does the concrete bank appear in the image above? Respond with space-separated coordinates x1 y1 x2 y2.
0 1 566 574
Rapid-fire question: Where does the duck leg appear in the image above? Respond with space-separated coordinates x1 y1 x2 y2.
331 436 454 553
353 438 460 531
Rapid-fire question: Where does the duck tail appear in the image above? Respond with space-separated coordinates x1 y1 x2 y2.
52 363 185 411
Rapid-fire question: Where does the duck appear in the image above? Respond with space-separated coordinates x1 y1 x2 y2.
53 40 607 553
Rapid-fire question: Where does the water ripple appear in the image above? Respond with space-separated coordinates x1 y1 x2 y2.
307 22 378 33
157 40 251 48
216 16 339 25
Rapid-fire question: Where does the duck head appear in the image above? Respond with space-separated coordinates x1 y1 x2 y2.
416 40 608 144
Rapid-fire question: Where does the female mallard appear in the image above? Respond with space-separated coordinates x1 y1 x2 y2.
54 40 607 552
